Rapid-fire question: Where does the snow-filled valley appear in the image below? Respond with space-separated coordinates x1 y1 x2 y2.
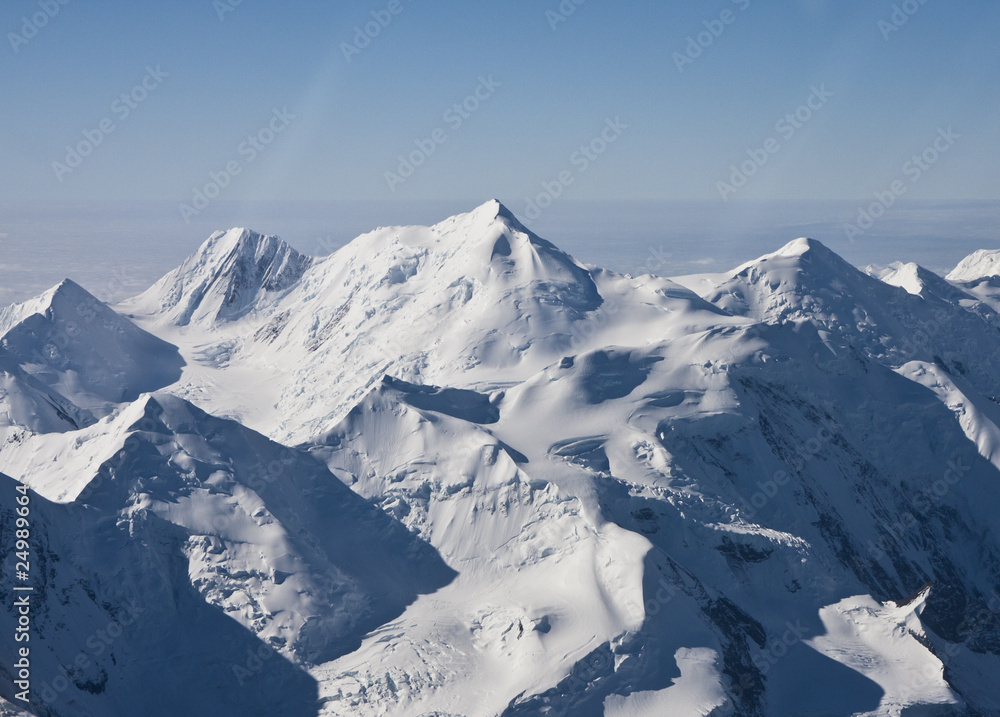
2 200 1000 716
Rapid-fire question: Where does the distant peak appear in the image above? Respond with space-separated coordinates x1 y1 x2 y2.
39 277 106 311
457 199 526 228
429 200 537 251
204 227 273 253
488 198 519 222
127 225 312 327
730 237 845 279
473 198 508 217
54 277 84 292
774 237 827 257
947 248 1000 282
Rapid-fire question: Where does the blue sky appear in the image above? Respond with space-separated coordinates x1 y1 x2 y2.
3 0 999 206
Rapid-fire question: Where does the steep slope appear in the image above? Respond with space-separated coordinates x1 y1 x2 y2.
0 347 94 437
0 393 454 716
119 227 312 326
0 468 320 717
869 261 978 305
122 200 738 443
945 249 1000 315
305 376 652 716
9 203 1000 715
705 238 1000 402
0 279 183 413
301 320 1000 715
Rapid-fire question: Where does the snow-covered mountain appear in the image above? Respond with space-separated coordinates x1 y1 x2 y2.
3 202 1000 716
944 248 1000 315
0 279 183 415
120 227 313 327
119 200 735 444
0 392 452 716
947 249 1000 283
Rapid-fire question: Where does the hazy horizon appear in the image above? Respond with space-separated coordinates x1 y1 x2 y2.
2 198 997 307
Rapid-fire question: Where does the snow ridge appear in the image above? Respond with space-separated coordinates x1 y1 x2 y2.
3 204 1000 716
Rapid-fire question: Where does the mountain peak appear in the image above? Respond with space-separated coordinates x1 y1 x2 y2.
123 227 312 326
0 280 183 413
775 237 825 257
46 277 113 312
431 199 532 242
204 226 270 252
707 235 892 325
725 237 852 288
946 248 1000 283
476 197 506 217
484 198 523 226
50 276 89 296
0 278 105 336
871 261 975 303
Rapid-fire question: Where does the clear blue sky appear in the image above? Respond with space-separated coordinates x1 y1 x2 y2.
4 0 998 205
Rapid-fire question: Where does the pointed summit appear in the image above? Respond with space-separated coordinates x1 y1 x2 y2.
0 279 183 412
872 261 976 304
0 278 96 336
711 236 877 321
430 199 536 247
739 237 845 270
423 201 595 286
122 227 312 326
703 236 1000 396
471 198 527 230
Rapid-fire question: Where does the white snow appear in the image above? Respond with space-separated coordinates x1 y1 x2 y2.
946 248 1000 282
3 202 1000 715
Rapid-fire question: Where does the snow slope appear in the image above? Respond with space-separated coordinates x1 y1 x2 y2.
0 279 183 414
945 248 1000 315
0 393 453 716
946 249 1000 283
0 347 94 437
3 203 1000 716
120 200 738 444
120 227 312 327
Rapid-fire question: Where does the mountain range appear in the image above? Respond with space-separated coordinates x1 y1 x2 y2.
2 200 1000 716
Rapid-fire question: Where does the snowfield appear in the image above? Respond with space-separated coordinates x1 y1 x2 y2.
2 200 1000 716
